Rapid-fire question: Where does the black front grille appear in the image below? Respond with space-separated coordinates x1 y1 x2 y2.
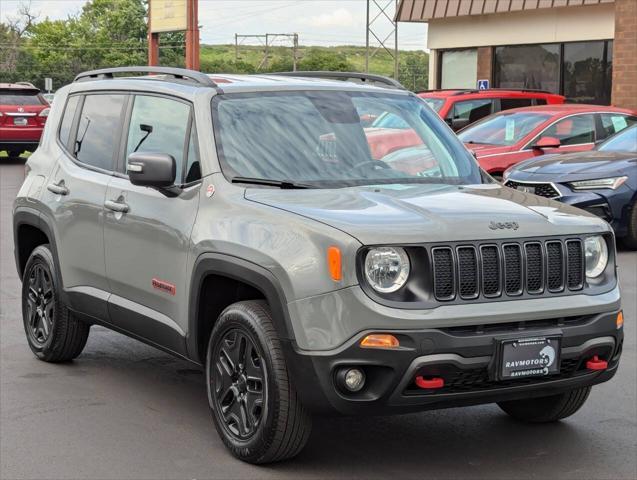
505 180 560 198
431 238 585 302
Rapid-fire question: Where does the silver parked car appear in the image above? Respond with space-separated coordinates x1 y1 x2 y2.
13 67 623 464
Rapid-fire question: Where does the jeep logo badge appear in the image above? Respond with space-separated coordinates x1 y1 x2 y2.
489 221 519 231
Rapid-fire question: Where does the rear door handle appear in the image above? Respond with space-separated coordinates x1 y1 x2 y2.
47 182 69 195
104 200 129 213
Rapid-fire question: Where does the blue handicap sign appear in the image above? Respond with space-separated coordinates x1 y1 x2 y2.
477 79 490 90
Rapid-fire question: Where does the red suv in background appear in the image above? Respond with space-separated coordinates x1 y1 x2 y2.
457 104 637 177
0 83 50 158
417 89 565 131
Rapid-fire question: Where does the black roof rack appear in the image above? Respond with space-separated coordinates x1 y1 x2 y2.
417 87 552 95
73 66 217 88
270 71 404 89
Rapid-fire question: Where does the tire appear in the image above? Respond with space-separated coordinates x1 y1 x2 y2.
8 149 22 159
205 300 311 464
21 245 90 362
622 200 637 250
498 386 592 423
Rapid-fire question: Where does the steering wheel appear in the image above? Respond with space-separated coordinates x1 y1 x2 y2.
346 159 392 175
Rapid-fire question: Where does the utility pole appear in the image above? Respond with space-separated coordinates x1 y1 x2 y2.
365 0 399 79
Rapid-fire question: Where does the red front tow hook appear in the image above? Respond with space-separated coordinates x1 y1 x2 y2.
586 355 608 371
415 376 444 389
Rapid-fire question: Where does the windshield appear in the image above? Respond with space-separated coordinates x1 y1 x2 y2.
458 112 551 146
421 97 445 112
212 91 481 188
598 125 637 153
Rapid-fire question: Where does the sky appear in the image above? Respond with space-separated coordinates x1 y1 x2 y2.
0 0 429 50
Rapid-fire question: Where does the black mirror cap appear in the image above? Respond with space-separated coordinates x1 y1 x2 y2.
127 152 176 188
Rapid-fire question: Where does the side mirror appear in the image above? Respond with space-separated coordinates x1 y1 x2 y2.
533 136 561 150
127 152 176 188
451 118 471 131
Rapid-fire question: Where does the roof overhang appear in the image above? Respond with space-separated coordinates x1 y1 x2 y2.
396 0 615 22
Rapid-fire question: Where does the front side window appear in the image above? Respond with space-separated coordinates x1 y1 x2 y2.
212 91 481 188
598 125 637 153
74 94 126 171
125 95 191 182
539 114 595 146
458 112 551 146
421 97 445 112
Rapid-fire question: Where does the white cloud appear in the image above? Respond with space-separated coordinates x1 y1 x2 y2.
301 7 355 28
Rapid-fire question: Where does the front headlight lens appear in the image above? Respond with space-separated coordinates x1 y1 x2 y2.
364 247 410 293
570 177 627 190
584 236 608 278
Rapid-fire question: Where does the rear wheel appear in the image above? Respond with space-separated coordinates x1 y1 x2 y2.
206 300 311 464
498 386 591 423
8 149 22 159
622 200 637 250
21 245 90 362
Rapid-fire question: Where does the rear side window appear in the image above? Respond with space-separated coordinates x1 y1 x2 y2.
58 95 80 148
540 114 595 145
535 99 547 105
125 95 191 182
74 94 127 171
599 113 637 140
0 92 44 105
449 99 493 124
500 98 533 110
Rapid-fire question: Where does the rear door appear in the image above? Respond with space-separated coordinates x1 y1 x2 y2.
103 93 201 354
44 92 128 318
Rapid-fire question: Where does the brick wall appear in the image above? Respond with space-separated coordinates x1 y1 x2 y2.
612 0 637 110
477 47 493 85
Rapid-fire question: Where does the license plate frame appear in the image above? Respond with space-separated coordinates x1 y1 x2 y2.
13 117 28 126
496 335 561 381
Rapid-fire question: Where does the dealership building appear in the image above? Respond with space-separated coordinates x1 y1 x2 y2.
396 0 637 109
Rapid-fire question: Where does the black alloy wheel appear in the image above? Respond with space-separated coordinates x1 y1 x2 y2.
25 263 55 346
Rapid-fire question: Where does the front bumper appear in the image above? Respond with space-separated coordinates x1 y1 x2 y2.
559 190 634 237
285 310 623 415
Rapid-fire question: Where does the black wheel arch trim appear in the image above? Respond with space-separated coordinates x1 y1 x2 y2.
187 252 295 364
13 208 67 303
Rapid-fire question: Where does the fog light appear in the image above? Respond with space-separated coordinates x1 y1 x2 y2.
337 367 366 392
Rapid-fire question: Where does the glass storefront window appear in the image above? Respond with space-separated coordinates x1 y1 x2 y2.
440 49 477 89
563 41 612 105
494 44 561 93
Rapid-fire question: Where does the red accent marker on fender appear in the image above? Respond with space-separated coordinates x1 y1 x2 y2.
152 278 176 296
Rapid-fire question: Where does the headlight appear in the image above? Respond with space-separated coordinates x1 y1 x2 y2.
584 236 608 278
569 177 627 190
502 167 513 181
364 247 410 293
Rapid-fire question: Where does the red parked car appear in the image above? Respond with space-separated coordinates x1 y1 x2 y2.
458 104 637 177
0 82 50 158
417 89 565 131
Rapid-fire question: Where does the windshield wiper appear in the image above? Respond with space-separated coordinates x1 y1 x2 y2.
231 176 312 189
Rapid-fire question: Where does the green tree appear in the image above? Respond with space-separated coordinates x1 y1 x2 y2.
297 48 354 72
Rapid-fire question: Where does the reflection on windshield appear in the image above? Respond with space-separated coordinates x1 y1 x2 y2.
421 97 445 113
458 112 551 146
598 125 637 153
212 92 481 188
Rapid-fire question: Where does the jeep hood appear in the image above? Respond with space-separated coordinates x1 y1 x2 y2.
245 183 607 245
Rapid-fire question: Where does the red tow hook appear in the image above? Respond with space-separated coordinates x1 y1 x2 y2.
415 376 444 389
586 355 608 371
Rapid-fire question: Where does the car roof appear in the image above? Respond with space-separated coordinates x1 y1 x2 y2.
417 89 562 99
492 104 636 116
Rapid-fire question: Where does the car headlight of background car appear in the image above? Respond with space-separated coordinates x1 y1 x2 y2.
584 235 609 278
569 176 628 190
364 247 410 293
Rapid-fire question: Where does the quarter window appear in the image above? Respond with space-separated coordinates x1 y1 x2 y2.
184 125 201 183
125 95 191 182
599 114 637 141
74 94 126 171
58 95 80 148
540 115 595 146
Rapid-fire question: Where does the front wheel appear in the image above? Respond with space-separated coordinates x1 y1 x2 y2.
498 386 591 423
622 200 637 250
205 300 311 464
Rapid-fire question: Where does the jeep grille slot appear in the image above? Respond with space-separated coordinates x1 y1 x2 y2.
546 241 565 292
480 245 501 297
566 240 584 290
503 244 523 295
457 246 478 299
525 242 544 294
432 247 455 301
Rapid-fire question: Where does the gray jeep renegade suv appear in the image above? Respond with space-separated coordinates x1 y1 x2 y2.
13 67 623 464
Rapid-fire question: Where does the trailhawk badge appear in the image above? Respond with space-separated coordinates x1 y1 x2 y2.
499 336 561 380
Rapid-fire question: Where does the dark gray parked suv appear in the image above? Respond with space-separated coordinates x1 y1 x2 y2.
13 67 623 463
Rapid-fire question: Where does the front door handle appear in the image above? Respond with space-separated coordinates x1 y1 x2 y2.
47 181 69 195
104 199 130 213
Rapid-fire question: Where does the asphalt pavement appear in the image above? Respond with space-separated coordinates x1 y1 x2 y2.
1 159 636 479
